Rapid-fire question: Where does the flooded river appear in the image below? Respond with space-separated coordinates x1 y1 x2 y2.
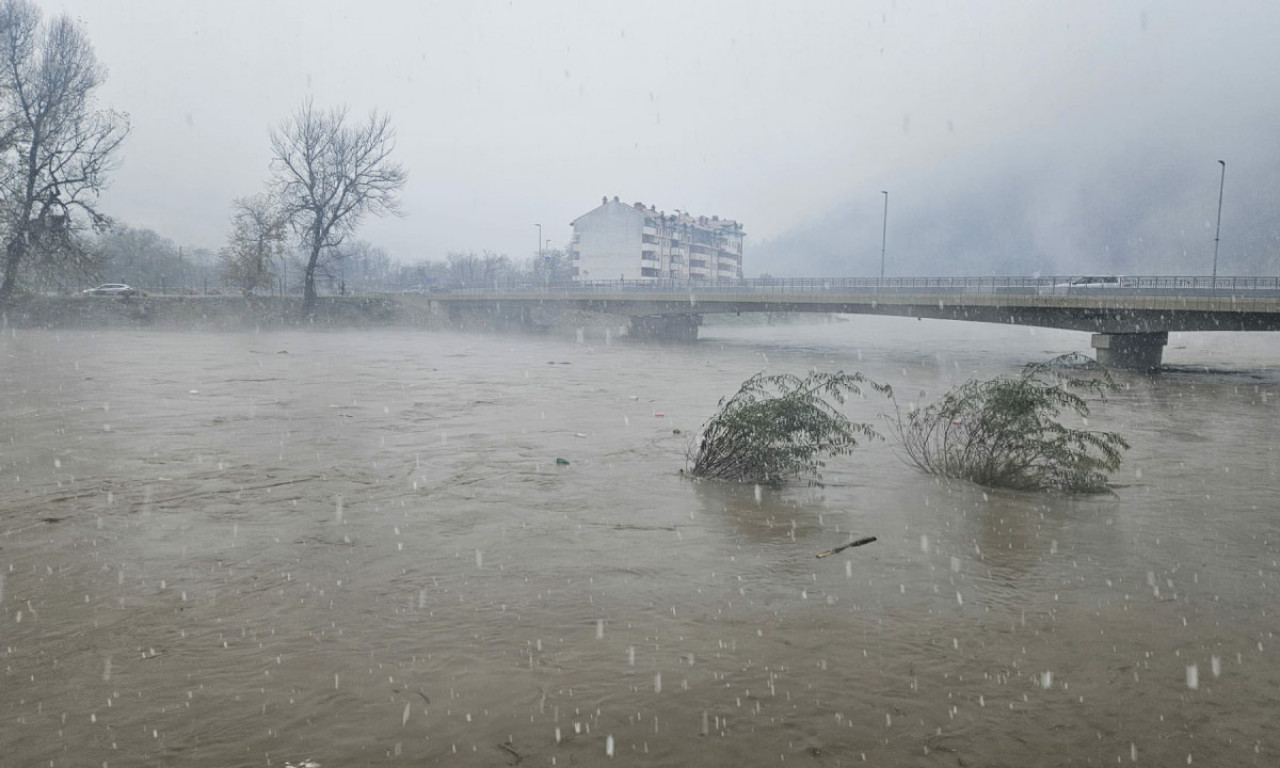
2 319 1277 767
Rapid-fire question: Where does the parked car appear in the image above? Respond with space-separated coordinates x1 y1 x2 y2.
82 283 144 296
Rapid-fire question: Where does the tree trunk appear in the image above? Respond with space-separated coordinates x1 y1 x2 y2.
0 237 28 309
301 239 321 317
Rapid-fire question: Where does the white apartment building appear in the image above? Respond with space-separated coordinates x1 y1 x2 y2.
569 196 744 282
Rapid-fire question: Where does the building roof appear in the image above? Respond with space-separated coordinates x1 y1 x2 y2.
572 196 744 235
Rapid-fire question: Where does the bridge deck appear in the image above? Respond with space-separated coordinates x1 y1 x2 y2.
427 282 1280 334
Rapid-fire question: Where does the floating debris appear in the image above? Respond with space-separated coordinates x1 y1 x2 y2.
815 536 877 558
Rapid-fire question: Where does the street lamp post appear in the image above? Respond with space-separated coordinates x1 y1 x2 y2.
879 190 889 281
1212 160 1226 279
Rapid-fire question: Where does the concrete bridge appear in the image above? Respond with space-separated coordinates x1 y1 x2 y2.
421 276 1280 369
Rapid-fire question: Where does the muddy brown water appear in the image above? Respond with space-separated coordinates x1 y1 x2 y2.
1 320 1277 767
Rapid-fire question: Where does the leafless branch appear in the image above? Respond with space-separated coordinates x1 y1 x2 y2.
268 99 406 314
0 0 128 305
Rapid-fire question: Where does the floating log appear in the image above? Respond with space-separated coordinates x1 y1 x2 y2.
815 536 877 558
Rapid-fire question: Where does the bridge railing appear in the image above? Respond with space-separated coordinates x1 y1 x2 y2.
407 275 1280 297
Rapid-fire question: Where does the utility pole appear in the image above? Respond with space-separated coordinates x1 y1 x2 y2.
879 190 889 281
1212 160 1226 278
535 223 542 264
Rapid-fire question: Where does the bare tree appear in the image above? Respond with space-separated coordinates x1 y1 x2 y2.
529 246 575 285
218 193 287 296
330 239 391 293
0 0 128 307
94 225 178 290
269 100 405 315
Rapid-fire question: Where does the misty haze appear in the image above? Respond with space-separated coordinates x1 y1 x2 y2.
2 2 1278 767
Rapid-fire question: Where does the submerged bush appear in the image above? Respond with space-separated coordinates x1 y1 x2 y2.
886 353 1129 493
688 371 890 486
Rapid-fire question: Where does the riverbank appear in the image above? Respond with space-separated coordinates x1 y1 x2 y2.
1 294 426 330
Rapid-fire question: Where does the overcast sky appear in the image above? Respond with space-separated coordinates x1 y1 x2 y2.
48 0 1280 271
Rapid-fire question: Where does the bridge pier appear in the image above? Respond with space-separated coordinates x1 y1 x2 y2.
629 314 701 341
1091 331 1167 370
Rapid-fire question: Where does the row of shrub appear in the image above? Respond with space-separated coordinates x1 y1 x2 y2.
686 353 1128 494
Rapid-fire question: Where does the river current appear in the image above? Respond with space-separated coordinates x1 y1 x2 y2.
1 318 1277 767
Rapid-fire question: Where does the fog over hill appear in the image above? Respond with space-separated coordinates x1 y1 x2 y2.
750 108 1280 280
750 131 1280 279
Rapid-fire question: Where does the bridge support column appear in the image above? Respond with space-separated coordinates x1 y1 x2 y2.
1091 331 1167 370
629 314 701 341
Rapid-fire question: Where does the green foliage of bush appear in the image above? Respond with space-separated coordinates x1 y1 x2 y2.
887 353 1129 493
688 371 891 486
